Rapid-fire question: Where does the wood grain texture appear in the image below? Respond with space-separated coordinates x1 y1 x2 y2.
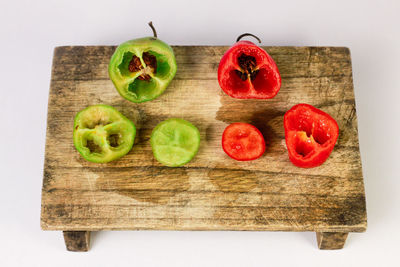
63 231 90 251
316 232 348 249
41 46 367 234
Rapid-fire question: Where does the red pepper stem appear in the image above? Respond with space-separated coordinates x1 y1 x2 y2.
236 33 261 43
148 21 157 38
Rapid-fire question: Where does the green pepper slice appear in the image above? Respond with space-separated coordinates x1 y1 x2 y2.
109 22 177 103
73 105 136 163
151 118 201 167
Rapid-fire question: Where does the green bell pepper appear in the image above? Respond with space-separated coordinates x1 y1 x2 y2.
151 118 200 167
109 22 177 103
73 105 136 163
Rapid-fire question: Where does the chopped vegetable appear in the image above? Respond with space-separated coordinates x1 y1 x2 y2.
109 22 177 103
284 103 339 168
222 122 265 161
218 33 281 99
151 118 200 167
73 105 136 163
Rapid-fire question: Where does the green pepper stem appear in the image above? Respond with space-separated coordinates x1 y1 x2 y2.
236 33 261 43
148 21 157 38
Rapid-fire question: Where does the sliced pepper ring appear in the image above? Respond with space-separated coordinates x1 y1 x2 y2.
284 104 339 168
222 123 266 161
109 35 177 103
73 105 136 163
150 118 200 167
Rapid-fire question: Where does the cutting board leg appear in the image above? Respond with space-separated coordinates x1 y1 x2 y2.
63 231 91 252
316 232 348 250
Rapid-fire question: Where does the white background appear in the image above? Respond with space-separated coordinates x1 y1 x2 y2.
1 0 399 266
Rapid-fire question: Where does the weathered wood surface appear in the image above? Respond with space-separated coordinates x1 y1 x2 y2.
63 231 90 252
316 232 348 249
41 46 367 234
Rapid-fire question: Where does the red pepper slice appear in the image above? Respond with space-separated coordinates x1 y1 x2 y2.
222 123 266 161
284 104 339 168
218 34 281 99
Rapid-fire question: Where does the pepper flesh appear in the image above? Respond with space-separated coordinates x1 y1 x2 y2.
222 123 265 161
150 118 200 167
218 40 281 99
284 104 339 168
109 37 177 103
73 105 136 163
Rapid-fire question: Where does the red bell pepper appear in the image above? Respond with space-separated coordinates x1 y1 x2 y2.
218 33 281 99
222 123 265 161
284 104 339 168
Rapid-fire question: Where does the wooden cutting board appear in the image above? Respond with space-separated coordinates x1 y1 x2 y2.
41 46 367 251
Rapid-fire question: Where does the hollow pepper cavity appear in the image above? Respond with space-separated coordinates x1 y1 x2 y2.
284 104 339 168
109 22 177 103
73 105 136 163
218 33 281 99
